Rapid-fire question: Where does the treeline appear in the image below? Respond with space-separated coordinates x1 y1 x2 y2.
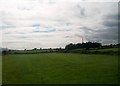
2 42 120 55
65 42 102 51
64 42 119 55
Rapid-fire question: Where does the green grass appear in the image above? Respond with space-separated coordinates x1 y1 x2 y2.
14 49 57 53
70 48 118 55
90 48 118 51
3 53 118 84
0 55 2 85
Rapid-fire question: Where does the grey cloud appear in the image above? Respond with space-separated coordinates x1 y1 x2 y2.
18 6 32 11
57 29 72 32
76 4 85 16
105 14 118 20
103 20 118 27
99 14 118 43
97 27 118 40
103 14 118 27
32 24 41 28
18 36 27 39
74 34 82 37
48 0 56 4
65 22 72 26
87 27 118 44
64 36 73 38
80 26 94 32
33 28 56 33
17 32 26 34
32 24 53 29
3 32 10 34
0 23 16 29
75 26 118 44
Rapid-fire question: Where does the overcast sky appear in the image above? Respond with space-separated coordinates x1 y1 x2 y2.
0 0 119 49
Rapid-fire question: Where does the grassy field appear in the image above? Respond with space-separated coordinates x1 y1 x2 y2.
70 48 118 55
0 55 2 85
13 49 57 54
3 53 118 84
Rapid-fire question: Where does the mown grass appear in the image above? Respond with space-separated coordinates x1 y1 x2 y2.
0 55 2 85
14 49 57 54
3 53 118 84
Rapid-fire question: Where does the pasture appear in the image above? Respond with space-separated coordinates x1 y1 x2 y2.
0 55 2 85
69 48 118 55
3 53 118 84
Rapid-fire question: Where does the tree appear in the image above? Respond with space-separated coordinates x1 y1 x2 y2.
49 48 52 50
65 42 101 50
65 43 75 51
34 48 37 50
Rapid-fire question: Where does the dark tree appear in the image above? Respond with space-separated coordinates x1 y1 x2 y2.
65 42 101 50
34 48 37 50
65 43 75 51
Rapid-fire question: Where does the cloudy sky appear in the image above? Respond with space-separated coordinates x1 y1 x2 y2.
0 0 119 49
